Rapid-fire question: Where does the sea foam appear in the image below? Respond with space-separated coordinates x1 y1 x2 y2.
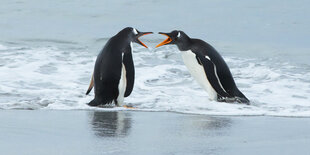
0 43 309 117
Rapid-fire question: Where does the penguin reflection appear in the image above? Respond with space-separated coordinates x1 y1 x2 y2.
91 111 131 137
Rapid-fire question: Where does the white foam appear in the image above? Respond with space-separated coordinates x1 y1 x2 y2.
0 44 8 50
0 44 309 117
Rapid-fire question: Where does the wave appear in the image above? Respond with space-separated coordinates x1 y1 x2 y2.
0 44 309 117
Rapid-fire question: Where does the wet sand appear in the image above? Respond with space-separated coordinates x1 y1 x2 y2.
0 110 309 155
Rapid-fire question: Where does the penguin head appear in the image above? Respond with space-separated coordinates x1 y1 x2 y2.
119 27 152 48
156 30 191 50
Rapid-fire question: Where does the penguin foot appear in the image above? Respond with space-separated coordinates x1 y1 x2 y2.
123 105 136 109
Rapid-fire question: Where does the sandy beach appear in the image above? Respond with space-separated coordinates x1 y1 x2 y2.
0 110 309 155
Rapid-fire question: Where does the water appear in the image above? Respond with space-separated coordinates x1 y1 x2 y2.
0 0 309 116
1 110 309 155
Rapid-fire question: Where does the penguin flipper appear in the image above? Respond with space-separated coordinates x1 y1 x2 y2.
86 73 94 95
123 50 135 97
196 55 231 98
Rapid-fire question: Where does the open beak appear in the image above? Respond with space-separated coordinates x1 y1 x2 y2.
156 32 172 48
136 32 153 48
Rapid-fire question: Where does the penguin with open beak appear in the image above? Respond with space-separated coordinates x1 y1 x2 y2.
86 27 152 106
156 31 249 104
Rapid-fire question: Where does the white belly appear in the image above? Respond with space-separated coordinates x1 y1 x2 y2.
117 63 127 106
181 51 218 100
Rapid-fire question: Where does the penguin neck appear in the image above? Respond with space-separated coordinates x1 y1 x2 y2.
113 35 131 50
176 37 192 51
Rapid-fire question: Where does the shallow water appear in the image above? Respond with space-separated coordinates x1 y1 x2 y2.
1 110 310 155
0 0 309 116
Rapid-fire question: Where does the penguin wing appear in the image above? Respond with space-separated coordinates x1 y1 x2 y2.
86 73 94 95
196 55 231 98
123 50 135 97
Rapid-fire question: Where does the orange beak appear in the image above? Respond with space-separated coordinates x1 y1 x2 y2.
137 32 153 48
156 33 172 48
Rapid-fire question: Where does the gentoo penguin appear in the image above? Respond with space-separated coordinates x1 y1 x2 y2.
86 27 152 106
156 30 249 104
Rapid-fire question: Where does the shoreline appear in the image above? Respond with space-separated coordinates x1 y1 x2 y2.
3 108 310 118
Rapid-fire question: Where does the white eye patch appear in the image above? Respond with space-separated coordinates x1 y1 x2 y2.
133 28 138 35
177 32 181 38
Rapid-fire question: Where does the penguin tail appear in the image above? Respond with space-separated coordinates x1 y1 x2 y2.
233 89 250 105
236 97 250 105
88 98 100 106
88 97 115 107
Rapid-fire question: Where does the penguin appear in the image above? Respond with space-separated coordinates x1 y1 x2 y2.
86 27 152 106
156 30 249 104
